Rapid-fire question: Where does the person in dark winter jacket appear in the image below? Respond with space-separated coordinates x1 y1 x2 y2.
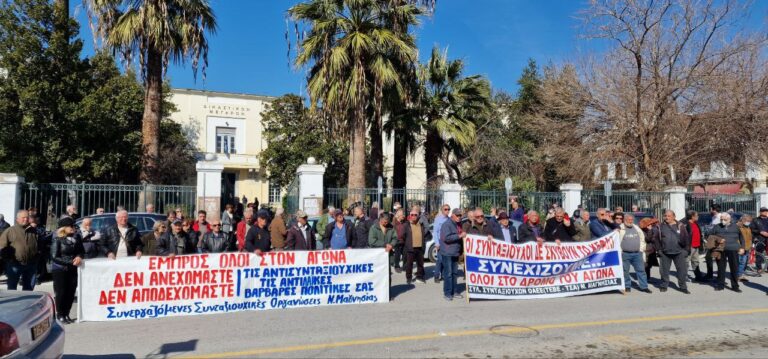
440 208 465 301
246 211 272 254
493 212 517 243
157 220 196 256
286 210 316 250
77 217 101 259
199 217 234 253
589 208 614 239
141 221 166 257
463 209 495 239
392 209 408 272
709 213 744 292
543 208 578 243
100 210 142 259
50 217 84 324
351 207 372 248
517 211 544 243
654 210 690 293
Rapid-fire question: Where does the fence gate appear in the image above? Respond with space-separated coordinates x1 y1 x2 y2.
20 183 196 223
283 177 300 215
581 190 670 218
324 188 443 215
460 190 563 214
685 192 759 216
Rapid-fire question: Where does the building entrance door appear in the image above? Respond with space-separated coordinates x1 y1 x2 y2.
221 172 236 210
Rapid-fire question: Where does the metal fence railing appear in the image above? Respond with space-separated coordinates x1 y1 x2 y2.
685 193 759 216
460 190 563 214
582 190 671 218
283 178 300 216
324 188 444 216
20 183 196 221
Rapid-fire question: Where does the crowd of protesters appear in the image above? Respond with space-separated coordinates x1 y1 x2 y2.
3 199 768 320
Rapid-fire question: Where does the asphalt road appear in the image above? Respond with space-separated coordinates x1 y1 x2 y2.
9 263 768 358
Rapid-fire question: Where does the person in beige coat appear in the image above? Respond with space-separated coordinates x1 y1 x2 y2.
269 208 288 250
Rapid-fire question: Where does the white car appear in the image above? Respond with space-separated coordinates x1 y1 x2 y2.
0 291 64 359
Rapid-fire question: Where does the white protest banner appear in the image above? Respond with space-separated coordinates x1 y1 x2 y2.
77 249 389 322
464 232 624 300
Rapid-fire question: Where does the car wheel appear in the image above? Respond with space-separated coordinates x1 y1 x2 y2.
428 244 437 263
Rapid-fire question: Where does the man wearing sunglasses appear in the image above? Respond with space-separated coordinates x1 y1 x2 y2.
404 210 428 284
199 218 234 253
432 204 451 283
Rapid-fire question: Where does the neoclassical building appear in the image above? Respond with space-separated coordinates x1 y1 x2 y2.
168 88 441 211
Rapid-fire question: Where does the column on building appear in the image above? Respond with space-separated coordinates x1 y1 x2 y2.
197 158 224 216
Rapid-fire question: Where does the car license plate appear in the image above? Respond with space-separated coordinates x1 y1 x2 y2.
31 318 50 341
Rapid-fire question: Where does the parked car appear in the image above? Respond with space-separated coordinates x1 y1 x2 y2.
0 291 64 358
74 212 167 236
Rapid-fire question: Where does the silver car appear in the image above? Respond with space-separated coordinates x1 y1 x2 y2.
0 291 64 359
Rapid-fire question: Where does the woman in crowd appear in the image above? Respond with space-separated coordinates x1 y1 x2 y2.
639 217 660 282
50 217 84 324
142 221 166 255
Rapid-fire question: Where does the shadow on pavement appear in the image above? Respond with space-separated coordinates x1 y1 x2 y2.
743 281 768 294
64 355 136 359
145 339 199 359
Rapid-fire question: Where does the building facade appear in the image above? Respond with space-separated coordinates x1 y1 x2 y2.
168 88 445 213
168 89 281 209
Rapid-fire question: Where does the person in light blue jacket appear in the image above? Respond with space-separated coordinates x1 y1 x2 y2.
432 204 450 283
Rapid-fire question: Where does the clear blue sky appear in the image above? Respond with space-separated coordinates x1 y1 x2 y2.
70 0 767 98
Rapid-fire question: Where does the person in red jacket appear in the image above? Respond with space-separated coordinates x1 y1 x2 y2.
235 210 253 252
193 210 212 234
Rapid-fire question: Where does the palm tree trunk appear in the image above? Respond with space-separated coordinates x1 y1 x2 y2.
369 115 384 186
348 118 367 191
425 127 441 189
393 127 408 189
141 47 163 184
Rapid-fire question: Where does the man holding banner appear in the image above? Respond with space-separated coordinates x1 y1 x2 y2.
440 208 465 301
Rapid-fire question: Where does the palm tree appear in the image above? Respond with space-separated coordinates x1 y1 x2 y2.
289 0 420 191
85 0 216 183
420 46 491 188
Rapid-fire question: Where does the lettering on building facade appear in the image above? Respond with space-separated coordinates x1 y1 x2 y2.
203 104 251 117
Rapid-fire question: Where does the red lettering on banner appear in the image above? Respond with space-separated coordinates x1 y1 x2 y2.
465 237 474 254
219 253 249 268
113 272 144 287
307 251 317 265
261 251 296 266
99 290 126 305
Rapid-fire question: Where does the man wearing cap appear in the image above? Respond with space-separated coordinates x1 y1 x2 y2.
753 207 768 275
286 210 317 250
492 212 517 244
440 208 466 301
324 210 353 250
157 220 195 256
404 209 428 284
0 210 39 290
246 211 272 255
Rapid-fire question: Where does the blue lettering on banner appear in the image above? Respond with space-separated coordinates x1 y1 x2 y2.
236 269 241 297
465 251 620 278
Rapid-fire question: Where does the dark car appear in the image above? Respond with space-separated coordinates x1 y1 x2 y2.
696 212 744 236
74 212 167 236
